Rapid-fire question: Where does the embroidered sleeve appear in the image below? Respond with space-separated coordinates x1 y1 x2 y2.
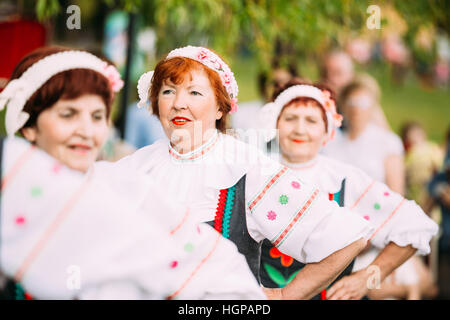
346 165 438 255
245 157 372 264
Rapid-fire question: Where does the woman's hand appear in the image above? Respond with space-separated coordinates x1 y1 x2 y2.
326 269 370 300
261 287 283 300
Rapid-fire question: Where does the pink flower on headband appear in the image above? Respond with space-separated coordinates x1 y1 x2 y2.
104 65 124 92
223 73 232 85
198 49 209 61
230 98 238 114
322 89 343 128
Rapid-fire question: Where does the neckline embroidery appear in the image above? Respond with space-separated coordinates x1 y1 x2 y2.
168 131 219 162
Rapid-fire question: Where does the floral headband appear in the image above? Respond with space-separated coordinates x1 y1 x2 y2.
259 84 343 141
137 45 239 114
0 50 123 137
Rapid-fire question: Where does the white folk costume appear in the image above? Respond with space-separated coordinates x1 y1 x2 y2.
258 84 438 299
0 137 266 299
113 131 373 279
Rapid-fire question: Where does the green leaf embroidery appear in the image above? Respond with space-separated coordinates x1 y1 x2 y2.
263 263 286 287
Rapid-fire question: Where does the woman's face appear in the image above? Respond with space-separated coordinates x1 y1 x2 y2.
342 88 374 132
277 101 328 163
158 68 222 152
22 94 109 172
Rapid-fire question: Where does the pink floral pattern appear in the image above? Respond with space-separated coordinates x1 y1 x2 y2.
267 210 277 221
322 89 343 128
103 64 124 92
291 181 301 189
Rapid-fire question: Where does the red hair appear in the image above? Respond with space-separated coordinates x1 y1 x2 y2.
9 46 114 129
149 56 231 132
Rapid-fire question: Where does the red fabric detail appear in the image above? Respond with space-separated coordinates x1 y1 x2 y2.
214 189 228 233
24 292 33 300
0 20 46 88
321 289 327 300
269 247 294 267
328 193 334 201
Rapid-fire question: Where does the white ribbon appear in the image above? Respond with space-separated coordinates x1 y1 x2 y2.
137 71 154 111
0 79 30 136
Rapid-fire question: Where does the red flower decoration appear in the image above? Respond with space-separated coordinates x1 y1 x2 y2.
269 247 294 267
223 73 232 85
197 50 209 60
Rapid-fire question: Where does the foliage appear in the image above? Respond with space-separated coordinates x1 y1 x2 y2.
33 0 447 72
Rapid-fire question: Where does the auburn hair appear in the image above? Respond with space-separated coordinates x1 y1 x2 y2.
9 46 115 130
149 56 231 132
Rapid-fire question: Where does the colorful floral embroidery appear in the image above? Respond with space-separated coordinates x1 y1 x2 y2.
384 192 390 196
269 247 294 267
52 162 62 174
272 189 319 247
31 186 42 197
267 210 277 221
15 216 26 225
374 203 381 210
364 215 370 220
291 181 300 189
170 261 178 268
248 166 288 213
184 243 194 253
279 195 289 205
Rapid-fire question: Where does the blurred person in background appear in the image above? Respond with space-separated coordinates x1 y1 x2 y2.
321 50 390 131
231 59 298 132
124 101 166 149
427 128 450 299
401 121 444 206
428 128 450 254
322 75 405 194
400 121 444 296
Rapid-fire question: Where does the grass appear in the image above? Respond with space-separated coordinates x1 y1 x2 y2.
231 56 450 144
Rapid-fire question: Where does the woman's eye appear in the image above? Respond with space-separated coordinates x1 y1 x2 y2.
59 111 74 118
191 91 202 96
162 89 173 95
93 113 105 121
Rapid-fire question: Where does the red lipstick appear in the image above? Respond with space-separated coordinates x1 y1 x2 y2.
171 117 192 126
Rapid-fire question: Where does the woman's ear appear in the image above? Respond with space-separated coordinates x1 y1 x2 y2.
21 127 37 143
216 106 223 120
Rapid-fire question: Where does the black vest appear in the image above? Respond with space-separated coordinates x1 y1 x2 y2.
205 174 263 283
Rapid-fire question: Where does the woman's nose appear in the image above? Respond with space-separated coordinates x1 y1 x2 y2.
173 91 188 110
75 116 95 138
294 119 306 134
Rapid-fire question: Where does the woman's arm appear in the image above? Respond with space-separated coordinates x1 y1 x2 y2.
326 242 416 300
264 237 367 300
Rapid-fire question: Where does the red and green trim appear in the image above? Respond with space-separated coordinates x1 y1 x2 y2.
214 186 236 239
